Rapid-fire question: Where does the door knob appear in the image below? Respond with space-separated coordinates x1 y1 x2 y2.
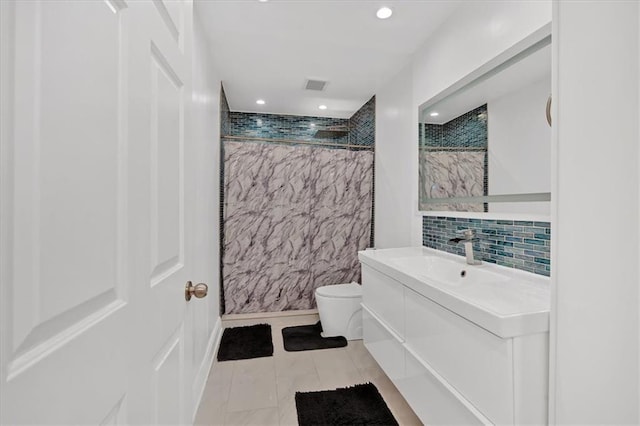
546 95 552 126
185 281 208 301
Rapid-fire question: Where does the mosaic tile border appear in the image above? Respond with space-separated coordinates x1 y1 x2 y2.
228 112 350 144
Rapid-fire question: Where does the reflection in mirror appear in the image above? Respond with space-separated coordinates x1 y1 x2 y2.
420 105 488 212
419 33 551 215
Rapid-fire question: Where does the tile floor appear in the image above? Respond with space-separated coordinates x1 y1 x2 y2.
194 314 422 426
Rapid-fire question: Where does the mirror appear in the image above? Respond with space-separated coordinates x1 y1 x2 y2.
418 31 551 215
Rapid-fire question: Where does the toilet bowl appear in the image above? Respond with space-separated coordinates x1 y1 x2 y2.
315 282 363 340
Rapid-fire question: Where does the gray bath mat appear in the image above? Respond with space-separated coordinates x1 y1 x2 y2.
282 321 347 352
217 323 273 361
295 382 398 425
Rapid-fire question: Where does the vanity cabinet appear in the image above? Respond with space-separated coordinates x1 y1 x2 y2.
362 305 404 381
360 262 549 425
361 264 404 339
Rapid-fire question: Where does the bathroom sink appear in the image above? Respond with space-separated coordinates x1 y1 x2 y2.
358 247 550 337
388 256 509 287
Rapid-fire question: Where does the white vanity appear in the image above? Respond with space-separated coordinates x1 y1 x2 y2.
358 247 550 425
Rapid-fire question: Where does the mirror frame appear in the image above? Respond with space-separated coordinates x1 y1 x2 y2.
417 23 552 215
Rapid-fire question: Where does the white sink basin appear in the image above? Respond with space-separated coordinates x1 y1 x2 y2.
358 247 550 337
388 256 510 287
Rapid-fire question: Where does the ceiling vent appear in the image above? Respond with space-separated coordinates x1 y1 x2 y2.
305 79 327 91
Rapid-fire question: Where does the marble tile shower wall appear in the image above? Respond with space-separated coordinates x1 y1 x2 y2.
223 141 373 314
420 151 485 212
422 216 551 276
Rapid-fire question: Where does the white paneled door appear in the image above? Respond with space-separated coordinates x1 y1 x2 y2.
0 1 200 424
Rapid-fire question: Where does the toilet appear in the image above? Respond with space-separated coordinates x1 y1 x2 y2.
315 282 363 340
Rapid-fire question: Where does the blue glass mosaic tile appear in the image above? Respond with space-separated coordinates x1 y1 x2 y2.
227 112 350 144
221 84 231 137
422 216 551 276
349 96 375 146
423 105 487 148
225 96 375 148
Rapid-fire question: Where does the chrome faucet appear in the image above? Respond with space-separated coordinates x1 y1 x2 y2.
448 229 482 265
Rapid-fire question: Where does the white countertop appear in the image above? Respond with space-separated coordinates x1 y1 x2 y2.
358 247 550 338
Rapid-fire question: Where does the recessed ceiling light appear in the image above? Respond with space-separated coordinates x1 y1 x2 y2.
376 7 393 19
258 0 268 2
256 99 266 105
430 112 439 117
318 105 328 110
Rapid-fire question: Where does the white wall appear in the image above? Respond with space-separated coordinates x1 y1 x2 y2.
375 64 418 248
550 1 639 424
488 77 551 215
411 1 552 112
374 1 551 247
189 8 222 421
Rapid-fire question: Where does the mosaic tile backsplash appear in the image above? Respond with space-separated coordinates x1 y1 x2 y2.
422 216 551 276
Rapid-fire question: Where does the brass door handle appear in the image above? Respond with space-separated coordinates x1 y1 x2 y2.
185 281 208 301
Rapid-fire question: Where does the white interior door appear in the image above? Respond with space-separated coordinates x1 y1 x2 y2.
0 1 197 424
126 0 196 424
0 1 134 423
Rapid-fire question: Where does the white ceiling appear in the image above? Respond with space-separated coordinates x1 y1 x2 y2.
195 0 461 118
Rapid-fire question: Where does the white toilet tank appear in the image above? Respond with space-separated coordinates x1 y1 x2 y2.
315 282 363 340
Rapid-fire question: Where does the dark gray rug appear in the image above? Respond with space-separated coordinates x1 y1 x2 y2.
282 321 347 352
216 323 273 361
295 382 399 425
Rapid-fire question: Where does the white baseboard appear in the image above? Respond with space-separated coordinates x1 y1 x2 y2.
191 317 223 423
221 308 318 321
